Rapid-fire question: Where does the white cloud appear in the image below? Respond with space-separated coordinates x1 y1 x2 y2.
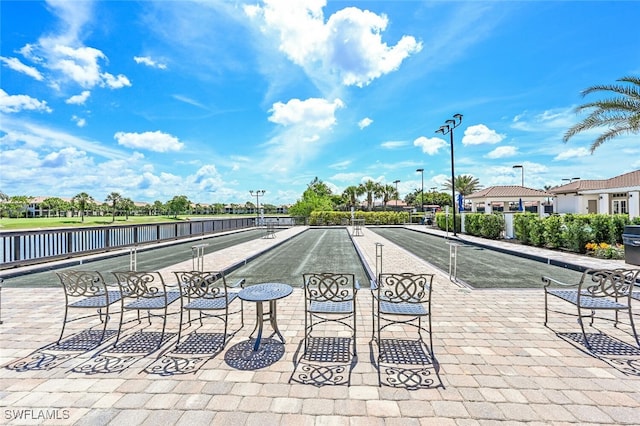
0 115 130 160
245 1 422 87
268 97 344 129
0 89 52 113
512 107 574 131
190 164 225 192
485 145 517 159
13 1 130 92
462 124 505 145
71 115 86 127
329 160 351 170
66 90 90 105
100 72 131 89
173 95 207 110
413 136 446 155
0 56 44 80
381 140 407 149
358 117 373 129
553 147 591 161
114 131 184 152
133 56 167 69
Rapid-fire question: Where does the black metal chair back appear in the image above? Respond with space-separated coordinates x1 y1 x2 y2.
55 270 121 345
303 272 359 356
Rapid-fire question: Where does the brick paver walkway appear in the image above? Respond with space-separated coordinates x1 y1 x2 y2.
1 225 639 425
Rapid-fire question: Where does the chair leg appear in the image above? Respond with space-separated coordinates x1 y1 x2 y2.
223 310 229 347
114 307 126 347
353 300 357 356
158 308 168 348
428 315 435 359
304 306 309 355
578 308 592 350
176 308 185 347
98 306 110 343
628 309 640 347
57 307 70 344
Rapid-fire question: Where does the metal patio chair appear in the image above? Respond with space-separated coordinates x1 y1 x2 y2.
303 273 359 356
543 268 640 348
111 271 181 347
372 273 435 360
55 270 122 345
173 271 245 347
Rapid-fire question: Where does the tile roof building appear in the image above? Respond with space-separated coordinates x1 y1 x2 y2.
547 169 640 219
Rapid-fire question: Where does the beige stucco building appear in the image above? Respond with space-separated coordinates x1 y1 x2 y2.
548 169 640 220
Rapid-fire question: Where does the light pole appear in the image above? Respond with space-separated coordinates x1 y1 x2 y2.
393 180 400 208
513 165 524 186
249 189 265 225
562 177 580 183
436 113 463 236
416 168 424 217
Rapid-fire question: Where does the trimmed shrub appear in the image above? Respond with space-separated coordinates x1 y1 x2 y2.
543 214 564 249
435 212 460 232
529 216 546 247
589 214 612 244
514 213 536 244
480 214 504 239
464 213 483 236
562 218 594 253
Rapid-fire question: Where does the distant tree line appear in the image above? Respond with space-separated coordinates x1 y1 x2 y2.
288 175 482 217
0 191 279 220
0 173 482 220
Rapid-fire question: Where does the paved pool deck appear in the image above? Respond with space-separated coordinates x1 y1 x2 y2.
1 225 639 425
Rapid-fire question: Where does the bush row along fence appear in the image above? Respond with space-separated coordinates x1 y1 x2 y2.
511 213 640 254
308 211 410 226
432 212 639 254
0 217 259 269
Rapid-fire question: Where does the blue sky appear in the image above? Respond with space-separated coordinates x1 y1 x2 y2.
1 1 639 206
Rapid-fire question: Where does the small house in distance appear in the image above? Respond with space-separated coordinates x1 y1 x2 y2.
547 170 640 219
465 186 551 216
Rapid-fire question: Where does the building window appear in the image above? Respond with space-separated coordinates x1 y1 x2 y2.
613 199 628 214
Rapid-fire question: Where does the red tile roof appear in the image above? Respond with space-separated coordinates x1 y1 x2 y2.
466 185 550 199
548 169 640 194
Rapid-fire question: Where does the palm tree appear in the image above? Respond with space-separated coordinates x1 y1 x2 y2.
119 197 135 220
357 180 381 211
443 174 482 197
381 184 397 210
342 186 359 208
443 175 481 211
72 192 94 222
105 192 122 222
563 75 640 152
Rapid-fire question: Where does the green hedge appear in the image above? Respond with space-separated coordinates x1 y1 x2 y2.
308 210 409 225
512 212 632 253
456 212 503 240
434 211 461 232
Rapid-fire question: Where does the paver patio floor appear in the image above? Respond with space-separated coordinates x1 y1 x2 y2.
1 226 639 425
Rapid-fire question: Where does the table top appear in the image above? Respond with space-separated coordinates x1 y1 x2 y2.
238 282 293 302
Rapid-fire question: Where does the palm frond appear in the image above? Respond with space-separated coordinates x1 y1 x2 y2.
564 75 640 149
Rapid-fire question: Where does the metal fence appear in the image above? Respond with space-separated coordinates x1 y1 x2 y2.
0 217 258 269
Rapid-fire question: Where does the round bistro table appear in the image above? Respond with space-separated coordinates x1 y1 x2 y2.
238 283 293 351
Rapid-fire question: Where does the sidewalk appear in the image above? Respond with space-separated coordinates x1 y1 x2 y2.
0 225 639 425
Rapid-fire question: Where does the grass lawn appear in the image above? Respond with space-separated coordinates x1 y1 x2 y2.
0 215 248 231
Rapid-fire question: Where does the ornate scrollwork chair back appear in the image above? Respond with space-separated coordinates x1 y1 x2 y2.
373 273 435 358
586 269 638 298
173 271 245 346
543 268 640 349
55 270 122 344
111 271 181 347
303 272 359 356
